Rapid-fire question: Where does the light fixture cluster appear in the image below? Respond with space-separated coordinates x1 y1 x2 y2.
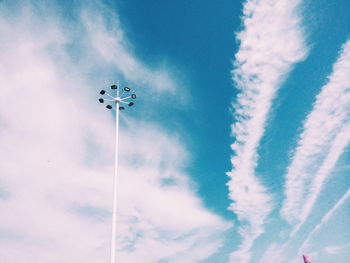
98 84 136 110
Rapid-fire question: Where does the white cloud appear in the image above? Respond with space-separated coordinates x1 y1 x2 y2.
0 2 230 262
116 124 231 263
298 188 350 253
259 243 288 263
281 40 350 230
325 243 350 255
292 125 350 235
113 123 231 263
81 8 177 94
227 0 307 261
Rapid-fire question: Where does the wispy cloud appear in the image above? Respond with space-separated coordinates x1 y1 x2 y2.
116 124 231 263
227 0 307 261
81 8 177 94
259 242 288 263
298 188 350 253
281 40 350 232
325 243 350 255
0 2 229 262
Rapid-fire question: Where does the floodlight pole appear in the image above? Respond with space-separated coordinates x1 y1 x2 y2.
98 82 136 263
110 82 119 263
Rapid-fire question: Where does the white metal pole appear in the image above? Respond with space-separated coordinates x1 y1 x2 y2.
110 85 120 263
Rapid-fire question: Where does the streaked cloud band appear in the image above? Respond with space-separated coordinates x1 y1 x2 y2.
227 0 307 262
281 40 350 230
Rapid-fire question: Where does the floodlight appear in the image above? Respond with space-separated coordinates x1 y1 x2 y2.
99 85 137 112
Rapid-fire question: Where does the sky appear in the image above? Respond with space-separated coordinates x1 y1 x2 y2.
0 0 349 263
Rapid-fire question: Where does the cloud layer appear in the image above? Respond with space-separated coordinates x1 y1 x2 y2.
227 0 307 261
281 40 350 232
0 1 229 262
298 188 350 254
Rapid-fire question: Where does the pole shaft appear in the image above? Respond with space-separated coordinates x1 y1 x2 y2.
110 99 119 263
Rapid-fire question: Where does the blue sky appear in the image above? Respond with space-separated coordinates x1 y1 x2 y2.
0 0 349 263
